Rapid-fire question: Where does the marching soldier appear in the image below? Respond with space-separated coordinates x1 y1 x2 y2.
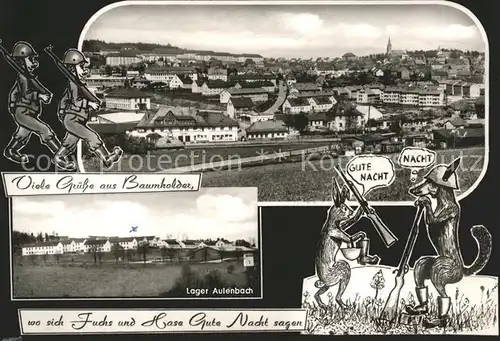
53 48 123 169
3 41 75 170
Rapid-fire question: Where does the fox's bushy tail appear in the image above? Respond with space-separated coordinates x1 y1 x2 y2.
463 225 492 276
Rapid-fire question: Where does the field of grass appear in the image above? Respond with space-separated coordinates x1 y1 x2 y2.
83 141 333 172
13 253 252 298
302 266 498 335
201 147 485 202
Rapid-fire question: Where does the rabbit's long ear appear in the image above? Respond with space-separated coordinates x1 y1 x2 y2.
331 177 341 206
340 184 350 204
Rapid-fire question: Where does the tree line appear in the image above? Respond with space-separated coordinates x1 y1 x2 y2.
82 40 180 52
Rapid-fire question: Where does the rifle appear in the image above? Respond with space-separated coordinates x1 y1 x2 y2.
336 166 398 248
43 45 101 104
0 39 52 96
379 205 424 325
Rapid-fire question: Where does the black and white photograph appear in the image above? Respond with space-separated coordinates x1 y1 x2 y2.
11 187 261 299
76 1 487 204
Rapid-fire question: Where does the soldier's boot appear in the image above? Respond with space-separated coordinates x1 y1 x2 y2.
423 296 450 328
405 286 430 315
4 139 30 164
94 146 123 170
356 238 380 265
45 139 77 171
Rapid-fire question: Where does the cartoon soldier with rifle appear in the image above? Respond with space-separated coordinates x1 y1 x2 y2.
44 45 123 170
0 40 75 170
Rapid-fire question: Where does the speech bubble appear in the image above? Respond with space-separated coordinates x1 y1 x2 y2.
345 155 396 196
398 147 437 182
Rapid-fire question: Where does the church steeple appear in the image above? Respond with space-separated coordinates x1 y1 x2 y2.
386 37 392 55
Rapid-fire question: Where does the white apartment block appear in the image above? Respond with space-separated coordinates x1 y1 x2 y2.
106 55 142 66
381 87 445 107
22 242 64 256
86 76 126 88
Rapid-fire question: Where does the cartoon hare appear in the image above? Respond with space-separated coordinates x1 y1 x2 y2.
314 178 380 309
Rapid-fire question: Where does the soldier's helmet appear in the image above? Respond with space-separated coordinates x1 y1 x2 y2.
422 157 461 189
12 41 37 58
63 49 89 65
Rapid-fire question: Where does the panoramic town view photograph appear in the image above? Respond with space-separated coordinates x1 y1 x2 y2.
78 3 487 202
11 187 261 299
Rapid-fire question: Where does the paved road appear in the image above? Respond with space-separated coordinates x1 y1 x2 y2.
158 144 332 173
262 80 287 115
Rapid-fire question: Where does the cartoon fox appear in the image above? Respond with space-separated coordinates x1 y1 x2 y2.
314 177 379 309
405 157 492 328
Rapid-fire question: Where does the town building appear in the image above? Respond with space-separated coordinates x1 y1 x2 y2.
357 89 379 104
144 66 197 83
308 97 334 112
178 75 193 90
136 236 160 247
104 87 152 110
342 52 357 61
86 75 126 89
234 81 275 93
215 238 234 248
418 89 445 107
131 106 239 143
109 237 138 250
282 97 312 114
308 113 329 129
344 86 363 100
182 240 206 249
438 80 482 98
165 74 183 89
226 97 255 119
400 89 420 106
220 87 269 104
381 87 402 104
355 105 384 121
21 241 64 256
159 239 184 249
239 111 274 124
381 86 445 107
201 80 231 96
61 240 76 253
289 82 322 95
328 102 364 131
231 74 277 86
245 120 289 140
289 91 337 104
386 37 392 55
72 238 87 253
105 53 142 66
312 63 337 77
191 80 205 94
131 77 151 89
84 239 112 253
207 66 228 81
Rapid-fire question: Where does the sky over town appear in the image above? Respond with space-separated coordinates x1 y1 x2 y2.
83 4 485 58
12 188 258 242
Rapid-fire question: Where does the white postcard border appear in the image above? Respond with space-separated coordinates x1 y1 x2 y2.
75 0 490 207
6 175 263 301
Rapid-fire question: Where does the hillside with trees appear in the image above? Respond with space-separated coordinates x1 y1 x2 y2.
82 39 182 53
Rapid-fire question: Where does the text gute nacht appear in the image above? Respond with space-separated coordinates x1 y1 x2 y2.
347 163 390 181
